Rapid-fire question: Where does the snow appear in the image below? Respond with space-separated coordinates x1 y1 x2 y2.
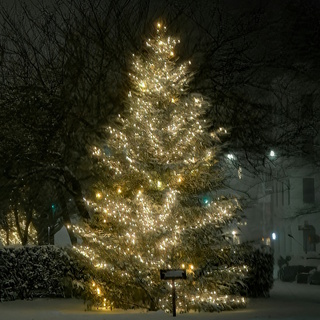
288 255 320 268
1 280 320 320
54 226 72 247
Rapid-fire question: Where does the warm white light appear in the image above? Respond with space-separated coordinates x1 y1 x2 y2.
96 192 102 199
78 22 245 311
139 81 146 88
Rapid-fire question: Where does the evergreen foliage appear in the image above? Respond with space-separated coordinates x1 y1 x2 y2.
72 23 247 312
0 245 92 302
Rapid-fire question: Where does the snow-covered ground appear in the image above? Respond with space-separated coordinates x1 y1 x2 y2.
1 280 320 320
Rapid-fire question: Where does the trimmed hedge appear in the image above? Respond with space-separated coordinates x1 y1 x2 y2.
0 243 274 305
0 245 91 301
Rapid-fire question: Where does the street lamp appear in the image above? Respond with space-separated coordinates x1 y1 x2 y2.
288 233 304 251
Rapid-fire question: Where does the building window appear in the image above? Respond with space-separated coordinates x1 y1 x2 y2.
299 222 317 253
303 178 315 203
266 237 271 246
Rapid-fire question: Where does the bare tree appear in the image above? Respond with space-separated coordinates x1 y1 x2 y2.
0 0 154 243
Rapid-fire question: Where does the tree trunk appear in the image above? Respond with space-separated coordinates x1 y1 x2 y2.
13 207 23 244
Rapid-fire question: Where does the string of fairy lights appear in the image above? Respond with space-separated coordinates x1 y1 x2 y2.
72 22 247 311
0 208 37 246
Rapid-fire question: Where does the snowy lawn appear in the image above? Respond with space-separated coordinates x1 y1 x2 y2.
1 280 320 320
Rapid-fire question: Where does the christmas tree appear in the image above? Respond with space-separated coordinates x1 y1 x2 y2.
73 22 247 312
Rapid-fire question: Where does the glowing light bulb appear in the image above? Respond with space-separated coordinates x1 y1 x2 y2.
139 81 146 89
96 192 102 199
117 187 122 194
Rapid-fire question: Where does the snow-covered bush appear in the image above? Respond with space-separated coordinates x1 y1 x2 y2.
236 244 274 297
0 245 93 302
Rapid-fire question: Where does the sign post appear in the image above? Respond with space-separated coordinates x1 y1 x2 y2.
160 269 186 317
172 279 176 316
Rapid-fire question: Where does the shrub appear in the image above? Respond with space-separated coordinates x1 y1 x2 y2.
236 243 274 297
0 245 92 302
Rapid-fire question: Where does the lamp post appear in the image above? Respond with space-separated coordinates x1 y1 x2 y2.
288 233 305 253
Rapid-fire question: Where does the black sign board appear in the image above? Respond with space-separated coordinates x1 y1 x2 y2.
160 269 187 280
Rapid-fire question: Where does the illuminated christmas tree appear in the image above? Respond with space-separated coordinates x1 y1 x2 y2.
73 22 247 312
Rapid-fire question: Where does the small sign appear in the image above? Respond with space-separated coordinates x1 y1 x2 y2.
160 269 187 317
160 269 187 280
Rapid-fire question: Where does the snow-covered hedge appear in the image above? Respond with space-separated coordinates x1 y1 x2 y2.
240 244 274 297
0 244 274 305
0 245 91 301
